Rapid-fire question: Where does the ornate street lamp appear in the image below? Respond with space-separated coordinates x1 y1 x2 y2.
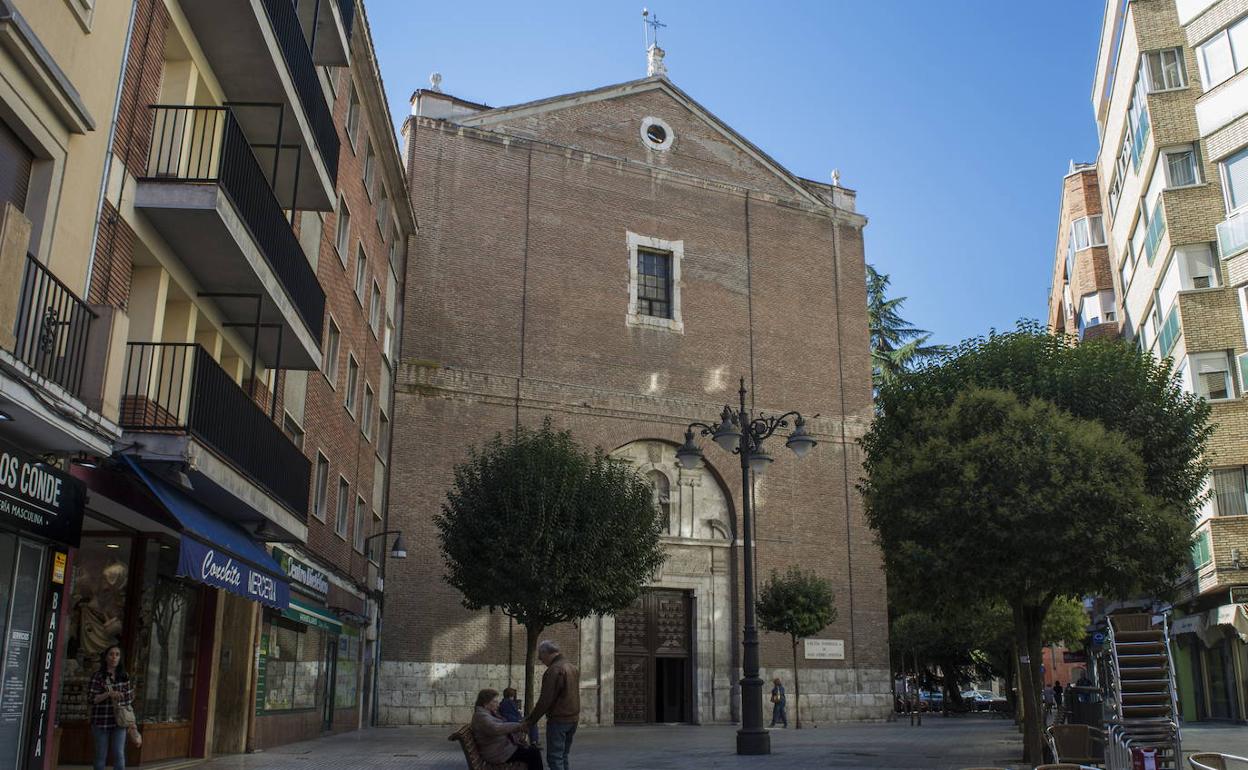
675 377 817 755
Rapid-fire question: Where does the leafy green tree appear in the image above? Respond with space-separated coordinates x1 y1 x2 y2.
862 330 1210 764
756 567 837 728
436 420 667 712
867 264 948 390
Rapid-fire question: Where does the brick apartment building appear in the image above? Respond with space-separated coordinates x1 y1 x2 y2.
0 0 412 766
381 53 892 727
1058 0 1248 725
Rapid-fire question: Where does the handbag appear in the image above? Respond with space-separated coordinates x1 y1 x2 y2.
770 692 779 704
110 683 136 729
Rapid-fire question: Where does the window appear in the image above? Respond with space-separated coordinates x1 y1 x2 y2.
313 453 330 520
648 470 671 533
335 196 350 261
363 142 376 197
282 413 304 449
345 354 359 415
1197 18 1248 90
1192 352 1233 400
1221 146 1248 213
1214 467 1248 516
1144 48 1187 91
347 84 361 148
640 116 674 151
1109 171 1123 215
353 496 366 553
376 195 389 234
1192 528 1213 568
637 249 672 318
389 221 403 265
335 477 350 537
355 246 367 301
362 384 374 438
1163 145 1201 187
1071 216 1106 252
324 318 341 385
369 281 382 335
378 412 390 461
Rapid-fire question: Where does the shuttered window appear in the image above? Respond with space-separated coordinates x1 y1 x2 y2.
0 119 33 213
1214 468 1248 517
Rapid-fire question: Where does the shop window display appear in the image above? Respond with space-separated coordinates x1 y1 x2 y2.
135 539 200 723
263 615 325 711
334 627 360 708
58 536 131 722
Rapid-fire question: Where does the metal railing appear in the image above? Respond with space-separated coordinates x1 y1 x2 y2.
260 0 339 181
120 342 310 519
1218 210 1248 260
12 254 96 399
144 105 325 340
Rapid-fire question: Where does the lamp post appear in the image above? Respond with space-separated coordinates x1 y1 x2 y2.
675 377 817 755
364 530 406 726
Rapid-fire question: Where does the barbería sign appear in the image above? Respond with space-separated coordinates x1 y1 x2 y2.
177 537 289 609
0 448 84 546
274 548 330 598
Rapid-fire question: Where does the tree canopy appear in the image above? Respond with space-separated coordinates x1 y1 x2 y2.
436 420 666 709
867 264 949 389
757 567 837 729
861 324 1210 761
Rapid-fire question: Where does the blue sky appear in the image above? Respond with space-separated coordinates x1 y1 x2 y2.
366 0 1104 347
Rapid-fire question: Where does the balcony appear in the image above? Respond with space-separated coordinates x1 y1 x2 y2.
120 342 310 527
13 255 96 399
136 106 323 370
296 0 354 66
1218 211 1248 260
178 0 339 209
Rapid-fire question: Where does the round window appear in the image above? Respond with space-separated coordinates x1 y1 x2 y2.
640 116 674 151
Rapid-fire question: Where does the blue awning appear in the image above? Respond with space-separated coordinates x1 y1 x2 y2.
123 457 290 609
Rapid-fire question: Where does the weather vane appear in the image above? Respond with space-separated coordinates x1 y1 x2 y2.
642 8 667 49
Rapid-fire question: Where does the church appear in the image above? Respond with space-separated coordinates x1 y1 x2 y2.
379 43 891 726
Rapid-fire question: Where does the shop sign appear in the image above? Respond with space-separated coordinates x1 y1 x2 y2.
177 536 290 609
274 548 329 599
26 552 67 768
281 599 342 634
0 449 84 547
804 639 845 660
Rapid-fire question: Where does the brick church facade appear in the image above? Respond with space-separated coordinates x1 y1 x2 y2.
380 71 892 725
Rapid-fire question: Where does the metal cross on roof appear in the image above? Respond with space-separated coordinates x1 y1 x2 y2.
642 8 667 48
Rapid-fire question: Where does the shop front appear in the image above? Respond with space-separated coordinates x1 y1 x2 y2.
56 458 290 765
0 444 85 770
1169 603 1248 723
255 549 364 748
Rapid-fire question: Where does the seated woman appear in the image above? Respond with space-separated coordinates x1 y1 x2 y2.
472 688 543 770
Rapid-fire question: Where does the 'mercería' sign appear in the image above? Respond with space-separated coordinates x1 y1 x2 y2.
177 537 290 609
0 448 85 546
275 547 330 598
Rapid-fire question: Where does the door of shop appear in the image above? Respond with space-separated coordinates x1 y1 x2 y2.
0 535 47 768
613 589 692 724
1204 637 1240 720
322 639 337 732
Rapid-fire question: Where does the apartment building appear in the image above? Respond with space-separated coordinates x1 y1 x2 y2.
1048 161 1119 341
1088 0 1248 724
0 0 411 766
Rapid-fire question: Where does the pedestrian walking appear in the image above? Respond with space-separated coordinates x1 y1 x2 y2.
88 645 133 770
1053 681 1064 708
471 688 543 770
527 640 580 770
1043 682 1056 723
769 677 788 728
501 686 541 748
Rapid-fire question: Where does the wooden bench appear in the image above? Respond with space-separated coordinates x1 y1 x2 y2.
447 725 527 770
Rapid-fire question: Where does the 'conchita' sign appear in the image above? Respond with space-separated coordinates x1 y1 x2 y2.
0 448 84 547
177 537 289 609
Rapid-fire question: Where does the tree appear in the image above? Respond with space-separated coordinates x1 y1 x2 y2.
867 264 948 390
756 567 837 729
862 325 1210 762
436 420 667 713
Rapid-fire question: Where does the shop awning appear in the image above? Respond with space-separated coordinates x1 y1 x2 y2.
1205 603 1248 644
123 457 290 609
282 598 342 633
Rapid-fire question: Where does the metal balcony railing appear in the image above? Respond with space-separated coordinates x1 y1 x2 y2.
120 342 310 518
144 105 325 340
260 0 339 181
13 254 96 399
1218 211 1248 261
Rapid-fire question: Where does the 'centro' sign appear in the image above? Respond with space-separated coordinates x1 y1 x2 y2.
0 448 85 547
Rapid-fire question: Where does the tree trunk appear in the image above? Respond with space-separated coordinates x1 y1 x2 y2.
1013 603 1047 764
523 623 545 721
791 637 802 729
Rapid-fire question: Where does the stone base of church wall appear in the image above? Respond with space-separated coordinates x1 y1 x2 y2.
376 661 893 725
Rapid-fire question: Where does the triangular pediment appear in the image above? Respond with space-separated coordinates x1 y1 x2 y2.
456 77 829 206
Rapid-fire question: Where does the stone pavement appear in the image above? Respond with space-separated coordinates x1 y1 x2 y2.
121 717 1248 770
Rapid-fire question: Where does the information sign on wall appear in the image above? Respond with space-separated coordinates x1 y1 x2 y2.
804 638 845 660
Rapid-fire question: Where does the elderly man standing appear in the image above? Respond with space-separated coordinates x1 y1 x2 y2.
526 640 580 770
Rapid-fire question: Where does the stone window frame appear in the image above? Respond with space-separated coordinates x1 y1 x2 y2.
626 231 684 333
640 116 674 151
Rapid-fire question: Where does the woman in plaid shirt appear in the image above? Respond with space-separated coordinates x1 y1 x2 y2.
87 645 132 770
